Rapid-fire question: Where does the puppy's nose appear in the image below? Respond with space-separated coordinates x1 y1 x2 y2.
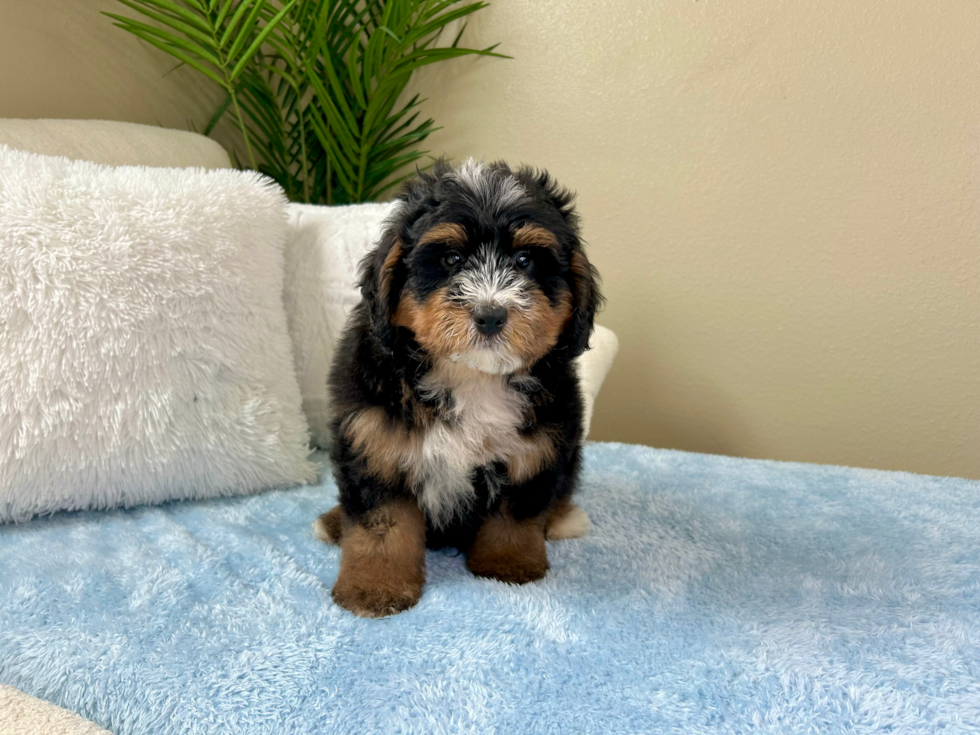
473 305 508 336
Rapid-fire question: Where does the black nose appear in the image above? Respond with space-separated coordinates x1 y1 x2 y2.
473 305 508 336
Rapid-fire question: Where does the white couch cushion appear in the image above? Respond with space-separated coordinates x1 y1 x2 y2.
0 146 317 523
284 202 395 447
0 118 231 170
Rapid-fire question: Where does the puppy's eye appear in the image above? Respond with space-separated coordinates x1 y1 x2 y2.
442 252 461 268
514 252 531 270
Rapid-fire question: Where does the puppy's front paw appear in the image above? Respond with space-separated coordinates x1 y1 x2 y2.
467 551 548 585
466 512 549 585
330 498 427 618
331 578 423 618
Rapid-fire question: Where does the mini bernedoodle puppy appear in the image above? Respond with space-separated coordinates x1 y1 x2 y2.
314 159 603 618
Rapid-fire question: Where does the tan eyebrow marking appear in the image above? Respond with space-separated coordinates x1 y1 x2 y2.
512 224 559 252
418 223 467 247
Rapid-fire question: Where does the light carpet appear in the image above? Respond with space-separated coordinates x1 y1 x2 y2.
1 443 978 734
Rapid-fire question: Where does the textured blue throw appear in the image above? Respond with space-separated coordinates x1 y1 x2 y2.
1 443 978 734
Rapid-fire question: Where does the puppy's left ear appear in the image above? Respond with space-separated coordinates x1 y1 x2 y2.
564 247 603 358
519 166 604 357
358 228 405 353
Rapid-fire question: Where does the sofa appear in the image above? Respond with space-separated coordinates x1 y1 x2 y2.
1 120 978 735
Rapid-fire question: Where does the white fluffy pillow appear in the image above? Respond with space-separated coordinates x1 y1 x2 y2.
0 146 317 523
283 202 395 446
283 203 618 446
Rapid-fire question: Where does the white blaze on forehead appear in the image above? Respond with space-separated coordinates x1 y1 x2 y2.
451 158 527 214
453 158 486 188
455 245 532 310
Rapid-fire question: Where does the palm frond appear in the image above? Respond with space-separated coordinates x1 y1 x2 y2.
108 0 506 203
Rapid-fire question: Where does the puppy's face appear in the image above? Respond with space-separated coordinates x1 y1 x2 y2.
365 160 601 374
393 219 574 374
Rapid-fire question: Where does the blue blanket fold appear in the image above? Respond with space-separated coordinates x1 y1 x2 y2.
1 443 978 734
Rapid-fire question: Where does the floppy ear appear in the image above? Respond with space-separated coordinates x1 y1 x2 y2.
564 248 603 358
357 228 405 353
521 167 604 357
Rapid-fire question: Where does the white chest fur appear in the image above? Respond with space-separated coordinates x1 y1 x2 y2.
411 361 530 526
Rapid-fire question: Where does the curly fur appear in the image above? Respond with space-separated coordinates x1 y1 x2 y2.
321 159 602 616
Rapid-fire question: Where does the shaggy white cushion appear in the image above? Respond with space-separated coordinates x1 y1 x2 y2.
283 203 618 446
284 202 395 447
0 146 317 523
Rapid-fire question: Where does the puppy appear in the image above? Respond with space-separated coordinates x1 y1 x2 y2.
314 159 602 618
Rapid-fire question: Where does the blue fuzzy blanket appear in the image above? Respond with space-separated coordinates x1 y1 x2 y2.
1 443 978 734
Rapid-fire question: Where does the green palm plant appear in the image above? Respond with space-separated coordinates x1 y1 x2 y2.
106 0 505 203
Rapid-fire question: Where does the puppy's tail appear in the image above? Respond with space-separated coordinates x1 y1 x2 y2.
313 505 344 545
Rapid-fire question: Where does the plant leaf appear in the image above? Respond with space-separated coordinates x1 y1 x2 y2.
105 13 222 67
118 0 212 35
219 0 257 49
229 0 298 80
225 0 267 62
107 18 226 86
203 93 233 135
109 0 506 202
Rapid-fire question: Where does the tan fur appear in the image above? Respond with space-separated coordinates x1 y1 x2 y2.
507 289 573 365
512 224 559 252
360 256 573 524
570 250 593 313
331 499 427 618
419 223 467 247
342 362 548 524
313 505 344 544
377 238 404 308
507 429 559 484
394 262 572 371
394 289 473 359
545 499 592 540
466 506 549 584
570 250 591 279
343 406 420 484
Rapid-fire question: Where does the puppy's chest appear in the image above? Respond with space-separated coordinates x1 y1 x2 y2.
420 371 529 466
404 364 535 525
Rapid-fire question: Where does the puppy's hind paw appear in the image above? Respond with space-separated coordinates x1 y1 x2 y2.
546 502 592 541
313 505 343 545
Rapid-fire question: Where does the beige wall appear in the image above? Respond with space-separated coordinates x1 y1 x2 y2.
0 0 236 154
2 0 978 478
402 0 980 479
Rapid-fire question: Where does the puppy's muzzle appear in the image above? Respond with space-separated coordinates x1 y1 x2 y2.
473 305 508 336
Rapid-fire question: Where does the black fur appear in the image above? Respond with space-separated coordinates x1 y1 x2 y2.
328 160 603 551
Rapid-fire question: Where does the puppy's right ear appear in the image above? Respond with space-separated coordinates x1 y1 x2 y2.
358 228 405 353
